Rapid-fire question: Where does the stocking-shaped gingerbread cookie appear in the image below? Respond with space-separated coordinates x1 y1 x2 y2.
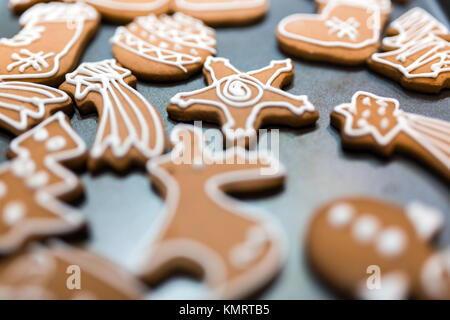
60 59 166 172
277 0 383 65
307 197 449 299
167 57 318 146
172 0 269 26
133 124 286 299
0 81 72 136
111 13 216 82
331 91 450 180
381 7 449 51
0 242 144 299
0 2 100 87
0 112 87 255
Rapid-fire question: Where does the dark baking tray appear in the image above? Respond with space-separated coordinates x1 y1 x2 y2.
0 0 449 299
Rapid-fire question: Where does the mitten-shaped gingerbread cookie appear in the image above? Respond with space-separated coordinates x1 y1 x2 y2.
0 112 87 255
133 124 286 299
307 197 448 299
60 59 166 172
0 81 72 136
0 2 100 87
0 242 144 299
172 0 269 27
277 0 384 65
167 57 318 147
112 13 216 82
331 91 450 181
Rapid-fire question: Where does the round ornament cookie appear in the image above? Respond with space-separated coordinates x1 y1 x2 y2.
172 0 269 26
331 91 450 181
0 2 100 87
277 0 384 65
307 197 448 299
111 13 216 82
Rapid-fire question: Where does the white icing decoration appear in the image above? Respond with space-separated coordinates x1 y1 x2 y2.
357 271 410 300
130 124 287 299
333 91 450 173
64 59 165 160
421 249 450 299
372 34 450 79
230 226 269 268
325 17 360 41
352 214 379 243
362 96 371 106
405 202 444 240
315 0 392 14
0 2 98 82
277 0 381 49
111 13 216 73
375 227 407 257
46 136 66 152
0 82 70 132
3 202 26 226
11 158 35 177
383 7 449 50
170 57 316 141
175 0 267 11
82 0 169 11
327 202 354 227
26 171 49 189
34 128 49 142
380 118 389 130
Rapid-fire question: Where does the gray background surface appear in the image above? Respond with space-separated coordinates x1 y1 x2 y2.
0 0 449 299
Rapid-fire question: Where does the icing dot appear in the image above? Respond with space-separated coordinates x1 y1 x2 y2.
149 35 157 42
376 227 407 257
33 128 49 142
378 107 386 116
357 119 367 127
380 118 390 130
3 202 26 226
0 181 6 198
27 171 49 189
362 110 371 118
327 203 355 228
11 158 35 177
376 99 388 108
190 48 198 55
46 136 66 152
352 215 379 243
159 42 169 48
362 97 371 106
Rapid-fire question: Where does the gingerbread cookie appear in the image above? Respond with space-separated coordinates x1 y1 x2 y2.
0 2 100 87
0 81 72 136
382 7 449 51
132 124 286 299
0 112 87 256
60 59 166 172
331 91 450 180
277 0 384 65
307 197 449 299
111 13 216 82
167 57 318 146
172 0 269 27
0 242 144 299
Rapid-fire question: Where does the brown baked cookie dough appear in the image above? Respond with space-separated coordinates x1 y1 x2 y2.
0 2 100 87
331 91 450 181
307 197 448 299
111 13 216 82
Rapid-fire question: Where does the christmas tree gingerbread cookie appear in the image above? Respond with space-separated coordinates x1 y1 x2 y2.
307 197 449 299
132 124 287 299
60 59 166 172
0 2 100 87
111 13 216 82
0 112 87 256
331 91 450 180
167 57 318 146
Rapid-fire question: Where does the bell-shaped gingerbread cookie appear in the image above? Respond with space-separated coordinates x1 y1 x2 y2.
307 197 448 299
331 91 450 181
